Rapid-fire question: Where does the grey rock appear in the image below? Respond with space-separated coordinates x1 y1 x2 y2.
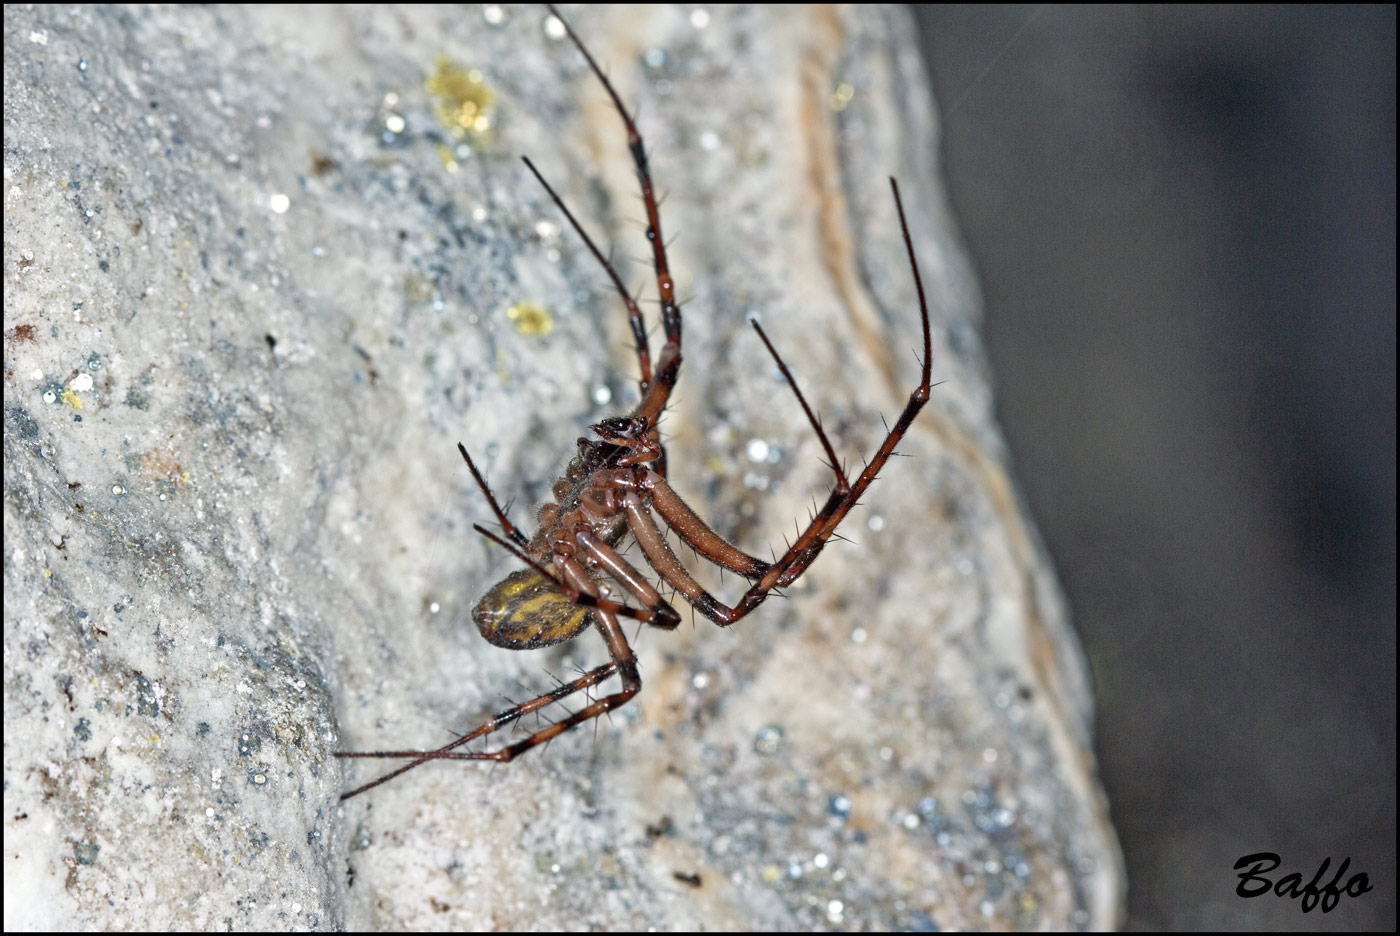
3 4 1123 929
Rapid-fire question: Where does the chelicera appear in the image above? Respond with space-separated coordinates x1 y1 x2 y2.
336 6 932 801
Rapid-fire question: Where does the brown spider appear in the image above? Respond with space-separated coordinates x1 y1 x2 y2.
335 6 932 801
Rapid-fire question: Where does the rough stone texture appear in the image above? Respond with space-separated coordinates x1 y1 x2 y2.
4 5 1123 930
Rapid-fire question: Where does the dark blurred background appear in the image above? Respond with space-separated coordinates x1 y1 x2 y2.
912 6 1395 930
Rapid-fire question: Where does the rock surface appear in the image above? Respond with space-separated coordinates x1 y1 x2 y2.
4 5 1123 929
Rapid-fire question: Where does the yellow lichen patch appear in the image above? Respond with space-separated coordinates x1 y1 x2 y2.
830 81 855 112
506 301 553 337
60 387 83 409
426 56 496 146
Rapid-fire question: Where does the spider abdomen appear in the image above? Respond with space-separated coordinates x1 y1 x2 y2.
472 567 592 650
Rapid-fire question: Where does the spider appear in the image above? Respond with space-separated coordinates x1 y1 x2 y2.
335 6 932 801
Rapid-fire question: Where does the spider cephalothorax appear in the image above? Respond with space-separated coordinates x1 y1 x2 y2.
336 5 933 800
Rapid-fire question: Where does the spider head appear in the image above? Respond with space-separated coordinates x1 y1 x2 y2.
590 416 660 466
592 416 647 443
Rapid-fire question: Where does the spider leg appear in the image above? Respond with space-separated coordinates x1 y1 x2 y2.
473 605 640 761
338 563 645 800
522 156 652 394
751 179 931 574
621 493 744 625
549 4 681 428
457 443 529 549
750 323 850 497
335 659 619 800
721 179 933 613
473 524 680 629
637 472 770 578
614 180 933 628
575 528 681 631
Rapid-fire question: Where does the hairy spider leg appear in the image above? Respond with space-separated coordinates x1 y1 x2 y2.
548 4 682 432
574 529 680 630
620 479 770 579
337 568 643 800
457 442 530 549
336 659 619 800
603 179 933 627
521 157 652 395
473 525 681 629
